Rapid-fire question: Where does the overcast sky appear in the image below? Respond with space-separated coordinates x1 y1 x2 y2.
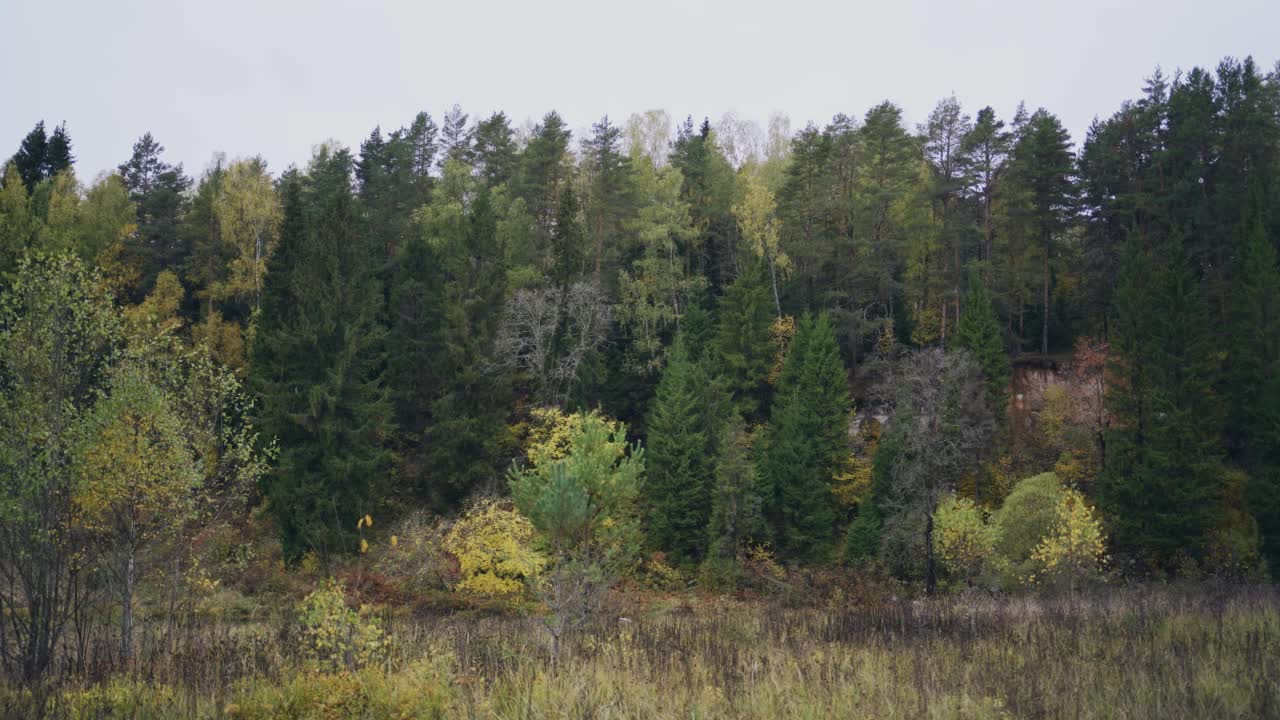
3 0 1277 180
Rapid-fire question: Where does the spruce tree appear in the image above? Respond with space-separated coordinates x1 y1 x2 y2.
703 413 764 576
756 389 834 561
421 183 510 507
715 261 775 423
776 313 852 477
1226 203 1280 570
12 121 48 191
1100 238 1223 567
249 152 393 560
954 271 1011 410
44 123 74 178
645 338 716 561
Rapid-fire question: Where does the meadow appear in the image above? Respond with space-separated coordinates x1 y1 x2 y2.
7 584 1278 719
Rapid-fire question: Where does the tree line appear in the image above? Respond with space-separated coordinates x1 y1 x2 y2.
1 57 1279 664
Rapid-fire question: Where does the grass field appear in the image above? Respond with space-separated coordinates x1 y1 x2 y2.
6 585 1279 719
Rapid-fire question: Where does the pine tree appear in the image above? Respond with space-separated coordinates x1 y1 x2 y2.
1009 110 1075 355
1100 238 1224 567
118 133 192 297
715 261 775 423
645 338 716 561
471 112 518 188
249 151 393 560
954 271 1010 410
386 231 446 437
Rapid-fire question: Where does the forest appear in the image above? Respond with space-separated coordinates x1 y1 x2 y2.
1 55 1279 718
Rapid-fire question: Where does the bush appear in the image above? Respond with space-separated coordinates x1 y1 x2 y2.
990 472 1063 586
228 658 454 720
370 509 456 594
933 495 996 584
297 578 387 671
1027 489 1108 591
844 505 881 563
444 497 546 600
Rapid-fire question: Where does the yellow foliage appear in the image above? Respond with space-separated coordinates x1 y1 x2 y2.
831 454 874 510
297 578 386 671
444 498 546 599
934 495 996 581
1027 490 1107 589
767 315 796 386
525 407 587 466
1040 384 1071 448
73 366 198 538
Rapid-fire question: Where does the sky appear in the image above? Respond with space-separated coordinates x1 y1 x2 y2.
2 0 1277 181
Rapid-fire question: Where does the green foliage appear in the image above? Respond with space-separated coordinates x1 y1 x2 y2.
933 495 996 582
645 338 724 561
704 413 764 569
844 503 882 564
297 578 387 672
990 472 1064 584
954 271 1010 410
715 261 776 422
249 150 393 561
509 409 644 563
1100 238 1224 569
756 390 835 561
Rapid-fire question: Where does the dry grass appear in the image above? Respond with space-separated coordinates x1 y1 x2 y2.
5 585 1278 719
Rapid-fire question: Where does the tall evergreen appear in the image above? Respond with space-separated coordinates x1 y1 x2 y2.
1009 109 1075 355
756 389 835 561
421 182 510 506
1226 202 1280 569
44 123 73 178
471 112 518 188
11 121 49 191
777 313 852 478
714 261 775 423
249 152 393 560
705 413 764 563
645 338 718 561
118 133 192 297
1100 238 1223 567
954 271 1011 410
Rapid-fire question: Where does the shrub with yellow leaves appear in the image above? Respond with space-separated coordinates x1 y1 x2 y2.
297 578 386 672
1027 490 1107 592
444 498 546 600
933 495 997 584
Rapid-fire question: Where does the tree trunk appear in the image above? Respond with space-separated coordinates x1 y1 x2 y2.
1042 237 1050 356
924 511 937 595
768 258 781 318
121 549 135 663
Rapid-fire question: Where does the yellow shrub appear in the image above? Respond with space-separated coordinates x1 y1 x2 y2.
297 578 387 671
1027 490 1107 590
444 498 546 599
933 495 996 581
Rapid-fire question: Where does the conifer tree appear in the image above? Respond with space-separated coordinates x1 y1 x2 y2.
118 133 192 297
705 413 763 563
715 261 775 422
776 313 852 477
11 121 48 191
1226 203 1280 569
45 123 74 178
644 338 716 560
756 389 834 560
1100 238 1224 567
954 271 1010 410
249 151 393 560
